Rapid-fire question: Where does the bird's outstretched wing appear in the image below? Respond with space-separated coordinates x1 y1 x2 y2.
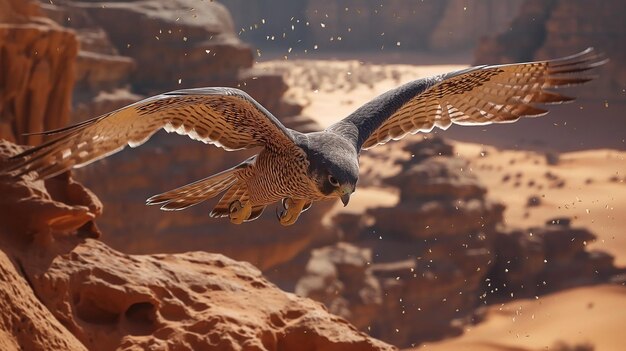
5 87 295 179
329 48 606 150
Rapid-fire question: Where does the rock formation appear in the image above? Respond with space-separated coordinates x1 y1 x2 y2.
40 0 302 117
296 243 382 331
0 140 102 241
39 0 139 123
428 0 525 51
474 0 626 101
0 249 87 351
223 0 523 52
19 239 394 351
491 221 616 297
0 0 77 145
344 138 503 346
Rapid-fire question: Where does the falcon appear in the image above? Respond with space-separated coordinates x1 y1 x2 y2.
3 48 605 226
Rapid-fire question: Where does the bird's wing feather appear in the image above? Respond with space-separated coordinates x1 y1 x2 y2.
330 48 606 150
6 87 295 179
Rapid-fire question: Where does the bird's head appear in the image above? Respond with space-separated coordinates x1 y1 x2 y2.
302 132 359 206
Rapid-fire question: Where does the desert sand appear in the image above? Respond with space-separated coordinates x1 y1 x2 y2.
455 142 626 266
258 57 626 351
419 285 626 351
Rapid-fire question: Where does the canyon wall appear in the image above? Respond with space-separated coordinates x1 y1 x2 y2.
0 0 76 145
222 0 524 52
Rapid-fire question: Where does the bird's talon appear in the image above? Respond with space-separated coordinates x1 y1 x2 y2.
282 197 296 210
229 200 252 224
229 200 242 214
276 198 308 226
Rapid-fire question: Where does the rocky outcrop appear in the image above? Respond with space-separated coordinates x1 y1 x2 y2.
490 221 616 297
0 140 102 241
0 0 77 145
18 239 394 351
39 0 141 123
75 0 253 94
475 0 626 101
428 0 525 51
362 139 502 345
295 243 382 331
0 138 394 351
0 250 87 351
0 0 40 23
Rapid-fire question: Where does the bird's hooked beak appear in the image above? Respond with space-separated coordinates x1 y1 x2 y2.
339 185 354 207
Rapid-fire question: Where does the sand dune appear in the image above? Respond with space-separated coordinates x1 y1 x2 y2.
419 285 626 351
455 142 626 267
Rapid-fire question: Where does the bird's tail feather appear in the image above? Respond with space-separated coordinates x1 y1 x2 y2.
146 167 239 211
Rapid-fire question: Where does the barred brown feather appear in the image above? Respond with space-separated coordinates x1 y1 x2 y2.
344 48 606 150
6 87 295 179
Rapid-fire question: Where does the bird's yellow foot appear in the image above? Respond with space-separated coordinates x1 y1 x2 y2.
276 198 310 226
229 200 252 224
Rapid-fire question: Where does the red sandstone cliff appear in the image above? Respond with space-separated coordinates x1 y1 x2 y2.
0 0 77 145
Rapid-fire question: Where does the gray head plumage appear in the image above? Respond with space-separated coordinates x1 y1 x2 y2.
298 131 359 204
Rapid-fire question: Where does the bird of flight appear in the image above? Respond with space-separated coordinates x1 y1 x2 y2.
4 48 605 226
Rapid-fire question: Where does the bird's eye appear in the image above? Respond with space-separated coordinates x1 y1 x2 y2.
328 175 339 187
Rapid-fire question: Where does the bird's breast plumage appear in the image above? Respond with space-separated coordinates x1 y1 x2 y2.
243 145 323 205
